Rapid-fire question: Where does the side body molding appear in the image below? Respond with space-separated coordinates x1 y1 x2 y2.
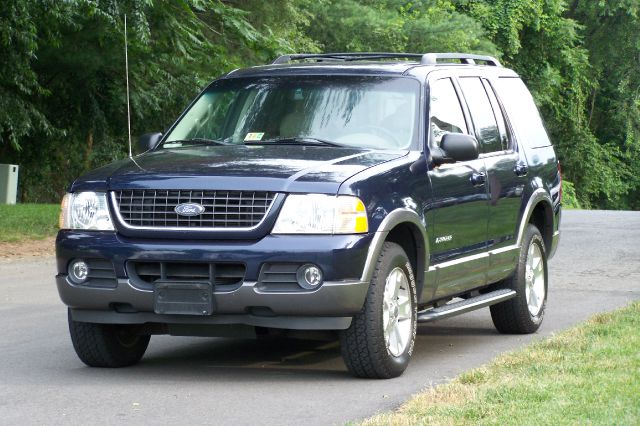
360 208 430 290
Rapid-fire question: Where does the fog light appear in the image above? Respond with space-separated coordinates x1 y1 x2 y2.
296 264 323 290
69 260 89 284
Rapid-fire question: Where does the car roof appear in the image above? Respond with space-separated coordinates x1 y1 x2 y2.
222 52 515 78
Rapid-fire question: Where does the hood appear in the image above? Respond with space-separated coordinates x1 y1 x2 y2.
71 145 406 194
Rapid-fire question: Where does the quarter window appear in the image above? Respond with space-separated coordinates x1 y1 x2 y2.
459 77 502 153
493 77 552 148
428 78 468 147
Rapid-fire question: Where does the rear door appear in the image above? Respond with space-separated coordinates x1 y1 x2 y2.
427 75 490 300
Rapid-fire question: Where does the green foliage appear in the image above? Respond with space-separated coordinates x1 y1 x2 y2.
306 0 498 55
0 0 316 202
0 1 62 150
565 1 640 209
561 181 581 210
0 0 638 209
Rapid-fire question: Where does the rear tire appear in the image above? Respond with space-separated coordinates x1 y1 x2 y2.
340 242 417 379
490 224 548 334
68 309 150 367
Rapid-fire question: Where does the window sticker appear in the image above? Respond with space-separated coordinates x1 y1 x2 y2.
162 142 183 148
244 132 265 141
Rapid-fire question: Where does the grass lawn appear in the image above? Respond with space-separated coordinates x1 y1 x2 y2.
362 301 640 425
0 204 59 242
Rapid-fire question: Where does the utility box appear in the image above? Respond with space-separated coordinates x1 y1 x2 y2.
0 164 19 204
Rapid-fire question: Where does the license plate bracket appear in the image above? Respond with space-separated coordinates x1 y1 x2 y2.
153 281 214 316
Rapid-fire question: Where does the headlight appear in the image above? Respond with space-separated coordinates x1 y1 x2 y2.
59 192 114 231
272 194 368 234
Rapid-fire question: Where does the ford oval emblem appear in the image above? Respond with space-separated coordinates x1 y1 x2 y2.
174 203 205 216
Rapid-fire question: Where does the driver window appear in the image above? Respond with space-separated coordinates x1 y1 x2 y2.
429 78 468 146
171 91 235 141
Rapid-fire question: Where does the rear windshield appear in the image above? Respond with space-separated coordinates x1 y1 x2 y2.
163 76 420 150
493 77 551 148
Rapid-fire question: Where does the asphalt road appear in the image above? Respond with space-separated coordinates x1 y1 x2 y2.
1 210 639 425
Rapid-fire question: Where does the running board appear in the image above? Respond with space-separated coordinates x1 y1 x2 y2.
417 289 516 323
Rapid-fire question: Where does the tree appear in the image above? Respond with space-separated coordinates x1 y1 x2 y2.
1 0 638 208
1 0 315 202
305 0 497 55
454 0 622 208
567 0 640 209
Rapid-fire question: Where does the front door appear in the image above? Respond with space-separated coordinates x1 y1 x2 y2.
426 76 489 300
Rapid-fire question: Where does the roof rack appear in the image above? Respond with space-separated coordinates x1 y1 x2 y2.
271 52 501 67
271 52 424 64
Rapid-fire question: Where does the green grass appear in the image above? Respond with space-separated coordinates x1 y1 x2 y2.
0 203 59 242
362 301 640 425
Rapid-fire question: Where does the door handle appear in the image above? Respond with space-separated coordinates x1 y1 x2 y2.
470 172 486 186
514 162 528 177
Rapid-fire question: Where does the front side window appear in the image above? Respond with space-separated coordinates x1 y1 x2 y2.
428 78 468 147
164 76 420 150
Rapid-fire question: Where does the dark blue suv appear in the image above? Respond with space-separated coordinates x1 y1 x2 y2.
56 53 561 378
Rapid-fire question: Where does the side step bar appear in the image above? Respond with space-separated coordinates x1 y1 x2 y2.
417 289 516 323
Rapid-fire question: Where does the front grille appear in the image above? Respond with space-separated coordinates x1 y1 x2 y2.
127 261 246 292
113 190 276 229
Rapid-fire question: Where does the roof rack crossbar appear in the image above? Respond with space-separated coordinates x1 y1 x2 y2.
272 52 502 67
420 53 501 66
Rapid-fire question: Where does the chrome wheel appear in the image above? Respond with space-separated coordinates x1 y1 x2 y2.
525 242 545 316
382 267 412 357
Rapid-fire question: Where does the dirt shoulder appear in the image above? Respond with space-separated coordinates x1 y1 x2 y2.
0 236 56 260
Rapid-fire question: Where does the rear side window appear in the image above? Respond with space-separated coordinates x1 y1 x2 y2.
482 80 510 150
493 77 551 148
458 77 502 153
428 78 468 147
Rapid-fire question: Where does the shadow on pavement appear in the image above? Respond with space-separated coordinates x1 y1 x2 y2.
58 315 502 382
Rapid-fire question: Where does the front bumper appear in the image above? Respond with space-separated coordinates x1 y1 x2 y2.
56 231 372 329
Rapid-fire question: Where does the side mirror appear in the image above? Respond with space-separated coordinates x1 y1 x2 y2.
138 132 163 152
440 133 479 163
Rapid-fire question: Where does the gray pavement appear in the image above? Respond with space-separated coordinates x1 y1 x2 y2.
1 210 639 425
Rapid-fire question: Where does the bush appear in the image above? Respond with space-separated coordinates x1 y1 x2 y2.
562 180 581 209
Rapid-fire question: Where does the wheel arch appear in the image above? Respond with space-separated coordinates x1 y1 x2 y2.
518 189 554 252
361 209 430 300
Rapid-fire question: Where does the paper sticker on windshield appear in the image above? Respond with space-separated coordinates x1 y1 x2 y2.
244 132 265 141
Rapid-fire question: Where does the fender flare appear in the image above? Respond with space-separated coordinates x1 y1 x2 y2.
516 188 553 248
360 208 430 284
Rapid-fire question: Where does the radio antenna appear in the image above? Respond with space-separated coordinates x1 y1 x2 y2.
124 14 132 158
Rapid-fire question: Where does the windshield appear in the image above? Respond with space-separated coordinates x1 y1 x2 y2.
163 76 420 150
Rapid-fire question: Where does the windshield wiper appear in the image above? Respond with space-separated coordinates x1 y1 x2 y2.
244 137 346 147
163 137 233 147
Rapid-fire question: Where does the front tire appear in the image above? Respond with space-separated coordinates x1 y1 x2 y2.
340 242 417 379
490 224 548 334
68 309 150 367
